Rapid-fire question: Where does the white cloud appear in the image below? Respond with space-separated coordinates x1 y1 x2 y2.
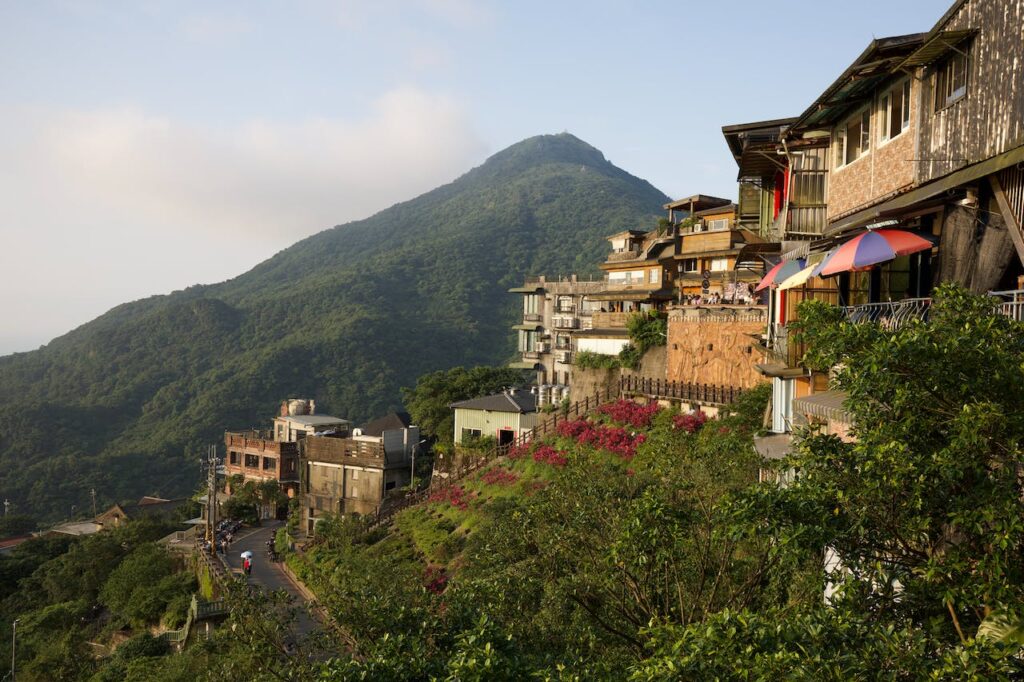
0 88 488 352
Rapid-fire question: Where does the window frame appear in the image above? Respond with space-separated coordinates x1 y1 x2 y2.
879 79 912 145
834 107 871 168
934 48 969 112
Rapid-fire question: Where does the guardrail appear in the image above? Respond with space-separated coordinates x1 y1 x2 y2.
841 297 931 328
160 594 227 647
990 289 1024 321
620 375 743 406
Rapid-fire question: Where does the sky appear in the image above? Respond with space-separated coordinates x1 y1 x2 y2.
0 0 950 355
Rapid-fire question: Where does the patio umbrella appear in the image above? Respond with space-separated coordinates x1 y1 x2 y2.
810 248 840 278
778 253 827 291
754 258 806 292
819 229 933 276
240 550 253 559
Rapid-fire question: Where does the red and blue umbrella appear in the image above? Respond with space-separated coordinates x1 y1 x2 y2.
754 258 806 292
819 229 933 277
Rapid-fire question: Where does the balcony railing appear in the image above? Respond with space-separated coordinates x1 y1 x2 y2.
990 289 1024 321
523 312 541 322
607 246 643 261
768 322 805 368
841 298 931 328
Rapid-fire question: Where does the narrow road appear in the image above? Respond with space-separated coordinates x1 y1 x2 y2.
223 520 319 639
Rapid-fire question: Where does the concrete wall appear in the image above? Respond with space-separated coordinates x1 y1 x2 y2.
577 336 630 356
666 307 766 389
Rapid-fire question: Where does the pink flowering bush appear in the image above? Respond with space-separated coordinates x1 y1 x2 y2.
532 444 568 467
481 467 519 486
673 411 709 434
555 416 647 461
597 399 661 428
429 485 473 510
507 442 532 459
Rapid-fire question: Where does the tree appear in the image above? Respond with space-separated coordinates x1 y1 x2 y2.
767 284 1024 641
402 366 529 443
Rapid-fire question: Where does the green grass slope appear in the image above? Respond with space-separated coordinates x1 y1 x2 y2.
0 133 669 520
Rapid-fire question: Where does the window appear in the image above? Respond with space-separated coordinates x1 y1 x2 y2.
229 451 240 466
710 258 729 272
935 50 968 110
680 258 698 273
461 428 482 441
706 218 729 232
351 469 359 480
519 330 538 352
835 109 871 167
556 295 574 313
555 334 571 350
880 80 911 142
262 456 276 471
649 269 659 284
524 294 539 315
608 270 645 284
245 454 260 468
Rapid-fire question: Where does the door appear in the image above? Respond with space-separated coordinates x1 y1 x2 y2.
498 429 515 448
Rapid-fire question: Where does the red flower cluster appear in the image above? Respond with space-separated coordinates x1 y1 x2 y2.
429 485 473 510
597 399 661 428
424 566 448 594
532 444 568 467
556 418 646 460
673 411 709 433
507 442 532 459
481 467 519 486
591 425 646 460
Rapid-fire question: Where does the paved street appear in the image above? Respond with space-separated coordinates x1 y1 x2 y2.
223 520 320 639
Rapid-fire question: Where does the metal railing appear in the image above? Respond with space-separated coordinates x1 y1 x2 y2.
841 298 931 328
990 289 1024 321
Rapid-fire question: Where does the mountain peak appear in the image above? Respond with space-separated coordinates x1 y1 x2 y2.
470 132 614 181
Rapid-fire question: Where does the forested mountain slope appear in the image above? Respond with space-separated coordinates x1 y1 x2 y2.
0 133 670 520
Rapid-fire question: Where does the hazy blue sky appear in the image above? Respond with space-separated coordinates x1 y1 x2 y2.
0 0 949 354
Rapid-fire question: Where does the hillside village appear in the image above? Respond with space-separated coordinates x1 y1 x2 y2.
5 0 1024 678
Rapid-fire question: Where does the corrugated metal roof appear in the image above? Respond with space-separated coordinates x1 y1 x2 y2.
792 391 851 422
899 29 977 68
451 391 537 413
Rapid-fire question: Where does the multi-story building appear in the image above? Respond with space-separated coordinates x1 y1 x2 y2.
752 0 1024 457
302 412 419 534
674 202 770 301
224 399 350 516
509 275 609 385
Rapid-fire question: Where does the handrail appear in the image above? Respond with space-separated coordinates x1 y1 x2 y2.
619 376 743 406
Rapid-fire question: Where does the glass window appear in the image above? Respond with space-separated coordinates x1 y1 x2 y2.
710 258 729 272
881 80 911 141
519 330 537 352
649 269 659 284
245 454 259 468
681 258 698 273
935 50 968 110
844 110 870 165
262 456 276 471
524 294 539 315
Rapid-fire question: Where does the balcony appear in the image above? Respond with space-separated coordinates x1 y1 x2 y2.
552 316 579 329
523 312 541 322
556 349 572 363
990 289 1024 321
606 246 642 262
591 311 632 328
841 298 931 329
768 323 806 368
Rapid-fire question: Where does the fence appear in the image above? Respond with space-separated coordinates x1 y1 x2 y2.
619 375 743 406
990 289 1024 321
841 297 932 328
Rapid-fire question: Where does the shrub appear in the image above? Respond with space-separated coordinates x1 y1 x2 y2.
597 399 661 428
673 411 709 433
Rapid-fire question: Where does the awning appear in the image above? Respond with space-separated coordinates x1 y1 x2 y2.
755 363 806 379
898 29 977 69
792 391 851 422
512 324 543 331
754 433 793 460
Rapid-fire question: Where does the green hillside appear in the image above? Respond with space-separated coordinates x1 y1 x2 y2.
0 133 670 520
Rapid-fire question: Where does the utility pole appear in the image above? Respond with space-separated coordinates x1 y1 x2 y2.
205 445 219 557
11 618 18 682
90 489 97 518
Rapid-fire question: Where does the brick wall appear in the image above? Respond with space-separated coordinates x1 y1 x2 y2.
828 81 918 221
